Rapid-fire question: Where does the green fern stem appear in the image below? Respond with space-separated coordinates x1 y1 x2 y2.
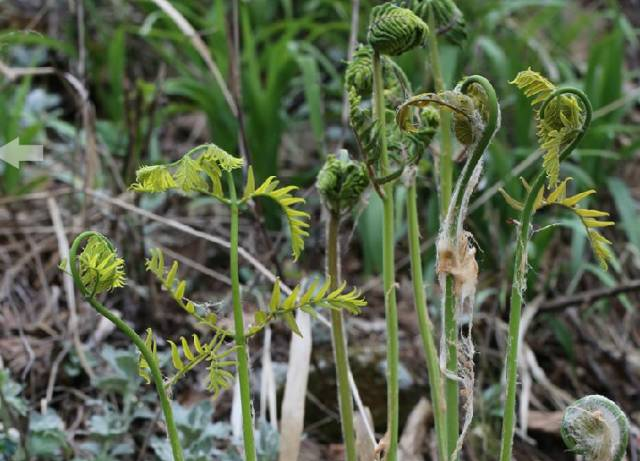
499 88 592 461
69 232 184 461
407 181 448 461
426 3 454 217
442 274 458 459
442 75 499 461
327 211 357 461
226 171 257 461
373 50 400 461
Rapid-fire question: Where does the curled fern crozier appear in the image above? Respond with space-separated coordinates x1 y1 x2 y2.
77 234 126 295
401 0 467 46
317 151 369 214
511 68 585 188
561 395 629 461
367 3 428 56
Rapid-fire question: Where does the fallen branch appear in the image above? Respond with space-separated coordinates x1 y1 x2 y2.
540 280 640 311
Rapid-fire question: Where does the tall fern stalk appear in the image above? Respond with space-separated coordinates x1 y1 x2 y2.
406 180 447 461
226 171 258 461
69 232 185 461
499 88 592 461
373 50 400 460
327 211 357 461
440 76 498 460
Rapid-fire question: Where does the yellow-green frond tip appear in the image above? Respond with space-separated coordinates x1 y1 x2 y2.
511 68 585 188
78 235 126 294
202 144 244 172
130 165 177 193
243 175 310 260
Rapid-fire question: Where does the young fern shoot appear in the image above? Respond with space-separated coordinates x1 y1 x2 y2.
499 69 617 461
561 395 630 461
347 32 450 459
67 143 367 461
398 75 500 460
316 151 369 461
66 232 185 461
363 4 428 458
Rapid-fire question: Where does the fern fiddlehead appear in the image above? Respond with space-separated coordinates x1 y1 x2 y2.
400 0 467 46
367 3 428 56
499 71 601 461
561 395 630 461
68 231 184 461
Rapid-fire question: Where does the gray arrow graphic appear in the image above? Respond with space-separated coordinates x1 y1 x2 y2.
0 138 44 168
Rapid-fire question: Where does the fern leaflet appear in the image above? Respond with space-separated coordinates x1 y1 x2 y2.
241 166 310 260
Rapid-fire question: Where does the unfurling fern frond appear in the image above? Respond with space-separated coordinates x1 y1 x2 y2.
242 167 310 260
561 395 629 461
345 44 411 104
345 44 375 97
195 144 244 196
348 87 382 162
130 143 243 198
500 178 615 269
130 165 177 193
400 0 467 46
145 248 221 328
317 151 369 214
174 155 208 193
77 234 126 295
397 90 480 146
202 144 244 172
259 277 367 336
368 3 428 56
164 332 236 398
345 43 415 170
511 68 585 188
138 328 158 384
510 68 555 105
